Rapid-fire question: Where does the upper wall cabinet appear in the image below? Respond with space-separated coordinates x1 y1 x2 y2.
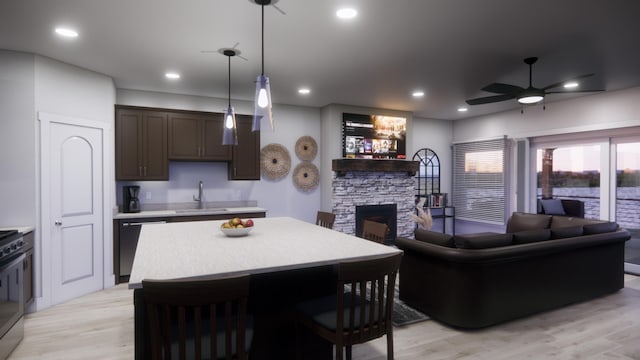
168 112 232 161
228 115 260 180
116 107 168 180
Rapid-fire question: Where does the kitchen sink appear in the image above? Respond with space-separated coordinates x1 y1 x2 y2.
175 208 228 213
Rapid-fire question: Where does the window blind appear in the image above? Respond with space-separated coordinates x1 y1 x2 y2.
453 138 507 224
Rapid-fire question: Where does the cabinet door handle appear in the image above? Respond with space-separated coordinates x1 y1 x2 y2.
201 146 205 157
139 166 142 176
143 166 147 176
123 221 167 226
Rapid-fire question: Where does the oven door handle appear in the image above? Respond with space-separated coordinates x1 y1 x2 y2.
0 253 25 287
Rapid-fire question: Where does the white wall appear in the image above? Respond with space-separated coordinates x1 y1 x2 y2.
319 104 415 211
116 89 322 223
411 117 453 196
33 55 116 309
453 87 640 142
453 86 640 216
0 51 117 310
0 50 36 227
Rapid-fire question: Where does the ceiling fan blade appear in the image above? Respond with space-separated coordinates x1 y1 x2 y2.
545 89 604 94
542 73 595 91
481 83 524 95
466 93 516 105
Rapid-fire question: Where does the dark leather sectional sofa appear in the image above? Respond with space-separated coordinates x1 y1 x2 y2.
395 212 631 329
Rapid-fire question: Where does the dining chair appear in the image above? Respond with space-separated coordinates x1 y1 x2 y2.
295 253 402 360
361 219 389 244
142 274 252 360
316 211 336 229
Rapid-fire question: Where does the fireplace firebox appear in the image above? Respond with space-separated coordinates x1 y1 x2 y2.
355 204 397 245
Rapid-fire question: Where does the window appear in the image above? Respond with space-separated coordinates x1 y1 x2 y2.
453 138 507 224
535 144 601 219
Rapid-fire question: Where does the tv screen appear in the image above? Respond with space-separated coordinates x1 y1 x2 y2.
342 113 406 159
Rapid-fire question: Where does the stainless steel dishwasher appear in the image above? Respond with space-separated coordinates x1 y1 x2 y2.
118 220 167 282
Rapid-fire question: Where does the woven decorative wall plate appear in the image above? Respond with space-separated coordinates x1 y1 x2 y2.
295 135 318 161
292 162 319 192
260 143 291 180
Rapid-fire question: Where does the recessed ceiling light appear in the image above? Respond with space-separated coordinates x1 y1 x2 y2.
457 107 468 112
564 82 579 89
336 8 358 19
165 72 180 79
54 27 78 38
298 88 311 95
412 91 425 98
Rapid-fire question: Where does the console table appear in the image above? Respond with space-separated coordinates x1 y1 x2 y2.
426 206 455 235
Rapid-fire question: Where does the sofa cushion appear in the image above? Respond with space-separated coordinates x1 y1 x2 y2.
540 199 566 215
414 229 455 248
454 232 513 249
550 216 600 228
513 229 551 244
583 222 618 235
506 213 552 233
550 225 584 239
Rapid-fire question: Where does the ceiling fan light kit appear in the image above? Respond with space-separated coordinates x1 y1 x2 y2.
466 56 603 110
517 88 545 104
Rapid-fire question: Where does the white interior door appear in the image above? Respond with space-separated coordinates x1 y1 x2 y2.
49 121 104 304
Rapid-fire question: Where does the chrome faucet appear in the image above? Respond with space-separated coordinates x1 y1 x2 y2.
193 180 203 205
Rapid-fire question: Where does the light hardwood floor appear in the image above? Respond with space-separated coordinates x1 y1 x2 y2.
9 275 640 359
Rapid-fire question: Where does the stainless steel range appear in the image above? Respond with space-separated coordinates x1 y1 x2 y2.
0 230 24 360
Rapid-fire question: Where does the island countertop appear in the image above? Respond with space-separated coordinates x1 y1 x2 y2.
128 216 401 289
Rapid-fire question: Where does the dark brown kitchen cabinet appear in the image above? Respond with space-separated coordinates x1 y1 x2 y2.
229 115 261 180
116 107 168 180
168 112 231 161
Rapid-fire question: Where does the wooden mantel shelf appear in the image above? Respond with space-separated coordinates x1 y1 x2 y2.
332 159 419 176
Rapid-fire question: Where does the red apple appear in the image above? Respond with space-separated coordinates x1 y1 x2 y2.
245 219 254 227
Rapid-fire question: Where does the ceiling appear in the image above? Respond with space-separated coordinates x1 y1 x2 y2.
2 0 640 120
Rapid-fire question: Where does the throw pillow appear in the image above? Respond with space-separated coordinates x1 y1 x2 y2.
414 228 455 247
550 225 584 239
454 232 513 249
513 229 551 244
540 199 566 215
506 212 552 233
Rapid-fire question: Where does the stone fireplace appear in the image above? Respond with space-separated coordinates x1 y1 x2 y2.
331 159 418 242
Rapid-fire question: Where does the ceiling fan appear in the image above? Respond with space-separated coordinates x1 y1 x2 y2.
466 57 603 106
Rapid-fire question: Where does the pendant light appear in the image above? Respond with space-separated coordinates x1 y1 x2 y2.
253 0 274 132
222 49 238 145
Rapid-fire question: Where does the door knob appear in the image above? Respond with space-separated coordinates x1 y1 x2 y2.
54 220 62 226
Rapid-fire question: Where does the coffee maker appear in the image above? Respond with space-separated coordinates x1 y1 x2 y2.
123 185 141 213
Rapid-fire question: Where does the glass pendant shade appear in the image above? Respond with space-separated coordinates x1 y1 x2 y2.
252 74 273 131
222 104 238 145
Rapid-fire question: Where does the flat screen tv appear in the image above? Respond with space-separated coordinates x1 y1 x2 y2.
342 113 406 159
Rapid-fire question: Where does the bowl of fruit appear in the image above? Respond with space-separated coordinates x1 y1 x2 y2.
220 217 255 237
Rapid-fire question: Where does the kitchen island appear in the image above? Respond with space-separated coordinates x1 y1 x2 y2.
113 201 266 283
129 217 401 359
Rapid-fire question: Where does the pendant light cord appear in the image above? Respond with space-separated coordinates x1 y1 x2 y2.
261 3 265 75
228 55 231 106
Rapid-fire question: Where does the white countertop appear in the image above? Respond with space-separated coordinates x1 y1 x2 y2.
128 217 401 289
0 226 35 234
114 206 266 219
